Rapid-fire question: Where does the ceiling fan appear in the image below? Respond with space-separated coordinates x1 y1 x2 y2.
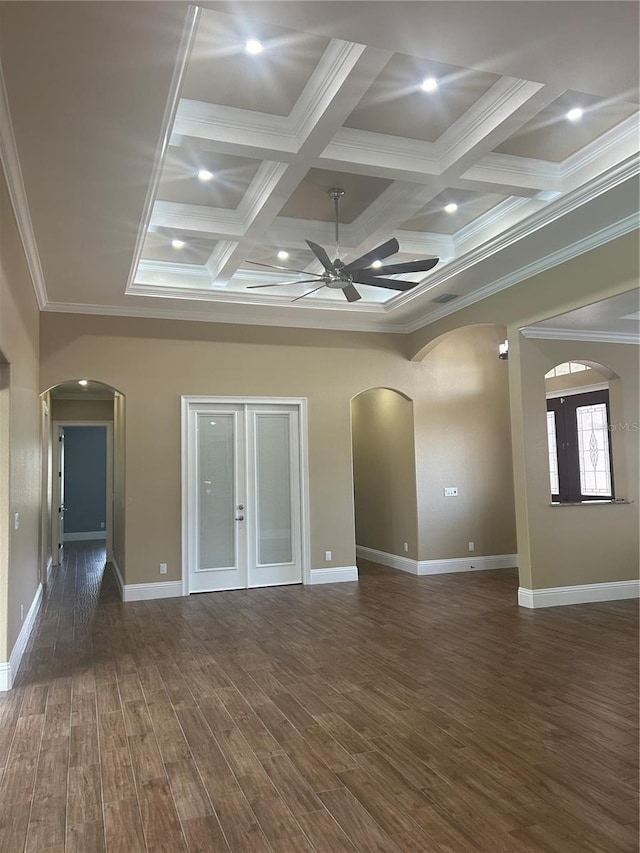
246 188 439 302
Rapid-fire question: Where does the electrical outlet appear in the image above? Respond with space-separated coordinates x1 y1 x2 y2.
100 521 105 529
444 487 458 497
468 541 475 552
325 550 332 561
20 604 24 621
403 542 409 552
14 512 19 530
159 562 168 575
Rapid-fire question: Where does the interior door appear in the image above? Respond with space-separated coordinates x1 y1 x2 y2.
187 402 303 593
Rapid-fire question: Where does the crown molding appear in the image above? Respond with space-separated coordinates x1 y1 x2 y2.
41 299 400 333
521 326 640 345
403 213 639 333
0 58 48 309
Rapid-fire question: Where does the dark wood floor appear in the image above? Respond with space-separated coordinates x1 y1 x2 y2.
0 542 637 853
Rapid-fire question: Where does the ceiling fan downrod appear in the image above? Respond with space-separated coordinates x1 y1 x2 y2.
329 187 345 262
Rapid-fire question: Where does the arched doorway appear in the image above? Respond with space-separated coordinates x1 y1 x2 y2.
40 380 125 586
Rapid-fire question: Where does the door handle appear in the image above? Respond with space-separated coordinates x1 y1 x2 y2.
235 515 244 521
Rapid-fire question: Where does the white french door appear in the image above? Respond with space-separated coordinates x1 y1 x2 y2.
183 399 306 593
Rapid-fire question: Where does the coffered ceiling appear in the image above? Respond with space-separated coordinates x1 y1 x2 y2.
0 1 638 333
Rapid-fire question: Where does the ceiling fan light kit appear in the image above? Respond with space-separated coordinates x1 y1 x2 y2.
247 188 439 302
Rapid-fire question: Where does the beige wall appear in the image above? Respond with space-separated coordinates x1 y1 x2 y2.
40 314 476 584
352 388 418 559
0 161 41 660
414 324 517 561
51 398 114 421
509 334 639 590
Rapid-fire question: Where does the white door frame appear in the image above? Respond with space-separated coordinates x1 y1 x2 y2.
52 421 114 562
181 396 311 595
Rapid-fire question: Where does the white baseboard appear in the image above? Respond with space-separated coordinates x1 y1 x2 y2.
123 581 183 602
519 579 640 609
356 545 517 576
0 582 43 691
63 531 106 541
309 566 358 585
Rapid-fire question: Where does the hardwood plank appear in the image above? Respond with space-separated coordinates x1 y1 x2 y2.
0 802 31 853
294 808 358 853
3 542 637 853
137 776 189 853
212 791 272 853
103 798 146 853
318 785 403 852
181 815 231 853
100 746 137 803
165 759 214 821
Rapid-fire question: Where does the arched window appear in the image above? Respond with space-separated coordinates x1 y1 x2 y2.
545 364 614 502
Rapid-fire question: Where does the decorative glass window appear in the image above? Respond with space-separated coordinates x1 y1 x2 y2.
545 362 591 379
546 390 614 502
576 402 612 497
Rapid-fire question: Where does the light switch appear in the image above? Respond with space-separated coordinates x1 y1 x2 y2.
444 487 458 497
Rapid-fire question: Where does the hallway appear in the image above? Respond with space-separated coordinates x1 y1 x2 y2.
0 542 637 852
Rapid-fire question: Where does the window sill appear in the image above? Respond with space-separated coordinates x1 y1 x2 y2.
549 499 633 507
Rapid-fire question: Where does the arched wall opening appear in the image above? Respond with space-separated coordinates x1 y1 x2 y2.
351 387 418 563
412 323 517 570
40 380 126 588
509 333 638 602
351 324 518 578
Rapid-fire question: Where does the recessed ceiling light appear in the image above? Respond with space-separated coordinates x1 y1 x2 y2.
244 39 263 55
444 203 458 214
371 260 383 268
78 380 88 386
198 169 214 182
171 239 185 249
566 107 583 122
277 250 289 261
421 77 438 93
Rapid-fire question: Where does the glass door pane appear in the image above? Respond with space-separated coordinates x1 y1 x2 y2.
197 413 235 570
255 414 292 565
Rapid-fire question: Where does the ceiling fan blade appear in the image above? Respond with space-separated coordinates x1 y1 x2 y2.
342 283 361 303
247 279 320 289
372 257 439 276
342 238 400 273
306 240 336 273
246 260 324 278
350 272 418 291
291 283 327 302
